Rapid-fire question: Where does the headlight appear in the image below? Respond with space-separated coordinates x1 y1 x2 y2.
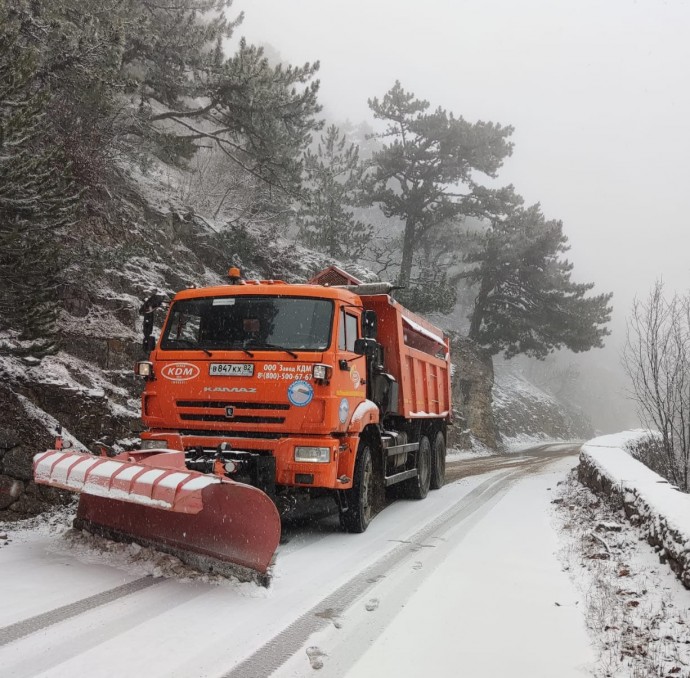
140 439 168 450
135 361 154 378
294 446 330 463
312 364 332 382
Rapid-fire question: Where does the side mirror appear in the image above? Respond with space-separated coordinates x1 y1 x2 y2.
362 310 378 339
354 337 378 359
139 293 166 342
143 335 157 353
142 313 155 341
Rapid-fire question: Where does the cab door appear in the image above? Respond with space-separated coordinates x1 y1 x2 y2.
334 307 367 430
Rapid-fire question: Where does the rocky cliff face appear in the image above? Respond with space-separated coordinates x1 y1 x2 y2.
448 338 500 450
445 341 595 453
493 369 594 443
0 385 72 515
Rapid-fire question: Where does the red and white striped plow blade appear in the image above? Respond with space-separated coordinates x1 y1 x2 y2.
33 450 214 513
33 450 282 579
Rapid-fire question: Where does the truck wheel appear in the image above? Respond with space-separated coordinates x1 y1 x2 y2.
406 435 431 500
430 431 446 490
340 443 375 533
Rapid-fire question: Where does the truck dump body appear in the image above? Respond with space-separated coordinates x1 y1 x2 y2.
359 295 451 421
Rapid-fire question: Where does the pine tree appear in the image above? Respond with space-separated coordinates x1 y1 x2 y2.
365 81 514 287
202 40 322 197
0 1 323 356
463 187 613 358
0 18 80 356
297 125 372 260
8 0 132 187
9 1 321 193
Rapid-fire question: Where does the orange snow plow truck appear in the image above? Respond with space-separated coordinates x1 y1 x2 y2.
34 267 452 584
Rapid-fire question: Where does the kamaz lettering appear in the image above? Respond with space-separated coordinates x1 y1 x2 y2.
203 386 257 393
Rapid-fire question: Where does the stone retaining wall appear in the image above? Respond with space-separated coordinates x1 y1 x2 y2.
579 443 690 589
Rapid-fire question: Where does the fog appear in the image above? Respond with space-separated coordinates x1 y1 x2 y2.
239 0 690 431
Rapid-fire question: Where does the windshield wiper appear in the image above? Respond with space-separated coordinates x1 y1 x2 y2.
244 339 298 359
170 339 213 357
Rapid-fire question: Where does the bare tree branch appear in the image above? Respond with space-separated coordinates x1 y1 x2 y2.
623 281 690 489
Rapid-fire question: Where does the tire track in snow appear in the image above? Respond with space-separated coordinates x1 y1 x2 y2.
223 467 525 678
444 444 581 483
314 456 571 677
0 576 161 647
318 455 585 678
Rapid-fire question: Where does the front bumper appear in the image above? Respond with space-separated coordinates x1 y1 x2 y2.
141 431 355 490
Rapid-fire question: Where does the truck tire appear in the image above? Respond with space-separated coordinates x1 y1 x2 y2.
430 430 446 490
405 435 431 500
340 443 375 533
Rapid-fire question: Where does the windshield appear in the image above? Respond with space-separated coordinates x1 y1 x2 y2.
160 296 334 352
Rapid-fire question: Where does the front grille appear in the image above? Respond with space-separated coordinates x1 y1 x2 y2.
177 401 290 411
179 414 286 424
184 447 273 455
176 399 290 426
180 429 284 439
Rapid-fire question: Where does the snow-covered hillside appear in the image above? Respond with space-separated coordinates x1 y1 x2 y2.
493 367 594 445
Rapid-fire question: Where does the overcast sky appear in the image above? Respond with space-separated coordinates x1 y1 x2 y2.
238 0 690 343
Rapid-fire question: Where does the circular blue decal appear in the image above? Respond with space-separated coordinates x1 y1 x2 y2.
288 380 314 407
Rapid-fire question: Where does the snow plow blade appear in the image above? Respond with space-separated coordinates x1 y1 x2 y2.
33 450 281 585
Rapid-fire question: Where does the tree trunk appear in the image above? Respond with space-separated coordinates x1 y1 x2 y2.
328 200 337 258
468 274 492 341
398 218 416 286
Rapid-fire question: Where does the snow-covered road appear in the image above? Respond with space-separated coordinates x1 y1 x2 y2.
0 445 593 677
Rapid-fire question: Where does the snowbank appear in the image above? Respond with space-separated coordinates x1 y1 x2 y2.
579 430 690 588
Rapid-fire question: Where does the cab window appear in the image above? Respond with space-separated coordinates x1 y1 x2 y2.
161 296 334 351
338 309 359 351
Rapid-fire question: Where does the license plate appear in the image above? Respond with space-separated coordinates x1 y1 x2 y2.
209 363 254 377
